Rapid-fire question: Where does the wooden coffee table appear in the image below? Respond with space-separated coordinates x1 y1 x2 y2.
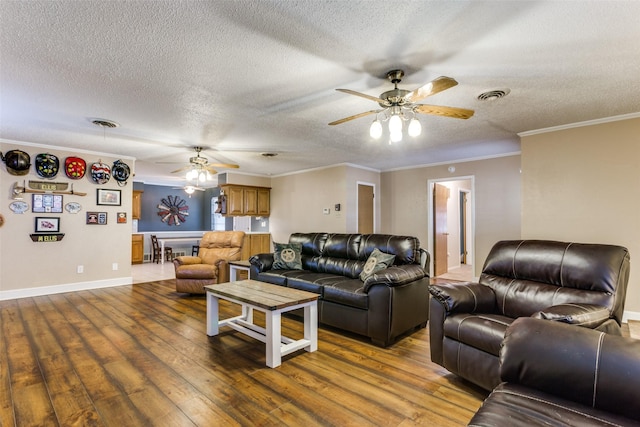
205 280 319 368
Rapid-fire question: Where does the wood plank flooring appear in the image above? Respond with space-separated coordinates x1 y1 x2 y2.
1 279 487 426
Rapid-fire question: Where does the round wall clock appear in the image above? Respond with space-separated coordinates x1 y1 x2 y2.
157 195 189 226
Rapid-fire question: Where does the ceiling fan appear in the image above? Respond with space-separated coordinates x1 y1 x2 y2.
329 70 474 141
169 146 240 175
172 184 206 196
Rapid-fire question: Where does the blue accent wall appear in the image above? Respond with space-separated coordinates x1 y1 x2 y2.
135 183 207 231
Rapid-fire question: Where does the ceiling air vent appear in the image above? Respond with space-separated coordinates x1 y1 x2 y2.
91 119 119 128
477 89 510 101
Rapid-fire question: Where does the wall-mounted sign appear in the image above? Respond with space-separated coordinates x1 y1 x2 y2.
30 233 65 242
32 194 63 213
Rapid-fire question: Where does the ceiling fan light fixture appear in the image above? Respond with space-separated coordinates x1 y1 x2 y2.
369 119 383 139
388 114 403 134
408 118 422 137
184 186 195 195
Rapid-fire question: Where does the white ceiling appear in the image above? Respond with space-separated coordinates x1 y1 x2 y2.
2 1 640 187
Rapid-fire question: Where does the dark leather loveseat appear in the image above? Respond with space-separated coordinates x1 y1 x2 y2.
429 240 630 391
469 317 640 426
250 232 430 347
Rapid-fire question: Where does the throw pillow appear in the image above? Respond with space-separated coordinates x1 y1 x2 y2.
359 248 395 282
272 242 303 270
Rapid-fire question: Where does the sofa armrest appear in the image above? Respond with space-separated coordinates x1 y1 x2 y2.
531 303 611 328
173 256 202 267
428 282 496 314
501 317 640 421
249 253 274 273
362 264 426 292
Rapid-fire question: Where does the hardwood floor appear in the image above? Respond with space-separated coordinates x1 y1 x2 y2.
1 279 487 427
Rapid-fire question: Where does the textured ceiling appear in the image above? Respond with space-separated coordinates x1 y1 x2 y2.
1 1 639 186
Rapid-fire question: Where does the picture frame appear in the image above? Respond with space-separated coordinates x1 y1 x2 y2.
35 217 60 233
96 189 121 206
32 194 63 213
86 211 107 225
117 212 127 223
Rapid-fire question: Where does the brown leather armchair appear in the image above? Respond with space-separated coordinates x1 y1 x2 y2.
469 317 640 426
429 240 630 391
173 231 245 293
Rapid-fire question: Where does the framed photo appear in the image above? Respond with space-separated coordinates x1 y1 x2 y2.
32 194 63 213
35 217 60 233
86 211 107 224
117 212 127 223
96 189 121 206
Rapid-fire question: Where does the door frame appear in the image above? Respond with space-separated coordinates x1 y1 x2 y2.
427 176 476 277
356 181 376 233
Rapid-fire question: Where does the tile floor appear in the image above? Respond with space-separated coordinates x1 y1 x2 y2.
131 261 176 284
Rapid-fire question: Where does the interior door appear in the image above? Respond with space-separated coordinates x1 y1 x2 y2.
433 183 449 276
357 184 374 234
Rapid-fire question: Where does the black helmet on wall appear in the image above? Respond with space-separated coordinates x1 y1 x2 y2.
35 153 60 178
112 160 131 186
1 150 31 175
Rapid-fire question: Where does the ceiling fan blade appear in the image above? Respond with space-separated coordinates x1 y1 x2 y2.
414 104 475 119
329 110 380 126
207 162 239 169
205 166 218 174
336 89 387 104
405 76 459 104
171 165 192 173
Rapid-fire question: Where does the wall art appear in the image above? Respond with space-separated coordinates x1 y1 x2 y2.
35 217 60 233
87 211 107 225
32 194 63 213
96 189 121 206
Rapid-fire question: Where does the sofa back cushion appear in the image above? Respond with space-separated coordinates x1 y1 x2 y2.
360 234 421 265
199 231 245 265
479 240 630 322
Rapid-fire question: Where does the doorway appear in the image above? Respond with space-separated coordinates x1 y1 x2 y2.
427 177 474 281
357 183 375 234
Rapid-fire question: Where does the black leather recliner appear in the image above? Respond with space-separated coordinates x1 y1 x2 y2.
429 240 630 391
469 317 640 426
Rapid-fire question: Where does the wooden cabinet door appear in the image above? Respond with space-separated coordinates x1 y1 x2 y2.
132 190 143 219
226 186 245 215
257 188 270 216
131 234 144 264
244 187 258 215
250 233 271 255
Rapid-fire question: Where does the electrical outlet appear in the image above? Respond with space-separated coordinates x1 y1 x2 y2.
112 263 118 271
323 208 330 215
77 265 84 274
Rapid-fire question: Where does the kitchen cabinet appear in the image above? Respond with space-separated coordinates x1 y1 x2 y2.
132 190 143 219
132 234 144 264
220 185 270 216
241 233 271 260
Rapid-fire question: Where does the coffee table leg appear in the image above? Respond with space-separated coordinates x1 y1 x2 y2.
265 311 282 368
206 292 219 336
304 301 318 352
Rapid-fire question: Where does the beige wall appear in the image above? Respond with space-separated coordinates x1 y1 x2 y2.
521 117 640 317
380 155 522 276
0 141 134 298
269 165 349 243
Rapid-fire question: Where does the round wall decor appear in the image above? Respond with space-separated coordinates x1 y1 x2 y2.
157 195 189 226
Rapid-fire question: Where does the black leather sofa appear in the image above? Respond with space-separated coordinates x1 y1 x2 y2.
429 240 630 391
249 232 430 347
469 317 640 427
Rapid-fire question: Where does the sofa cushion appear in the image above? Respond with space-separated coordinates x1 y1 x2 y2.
359 248 395 281
272 242 303 270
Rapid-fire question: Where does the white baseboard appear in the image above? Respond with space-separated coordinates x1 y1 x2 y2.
623 311 640 323
0 277 133 301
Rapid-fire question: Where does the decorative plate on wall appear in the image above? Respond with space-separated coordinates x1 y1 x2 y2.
157 195 189 226
9 200 29 214
65 202 82 214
